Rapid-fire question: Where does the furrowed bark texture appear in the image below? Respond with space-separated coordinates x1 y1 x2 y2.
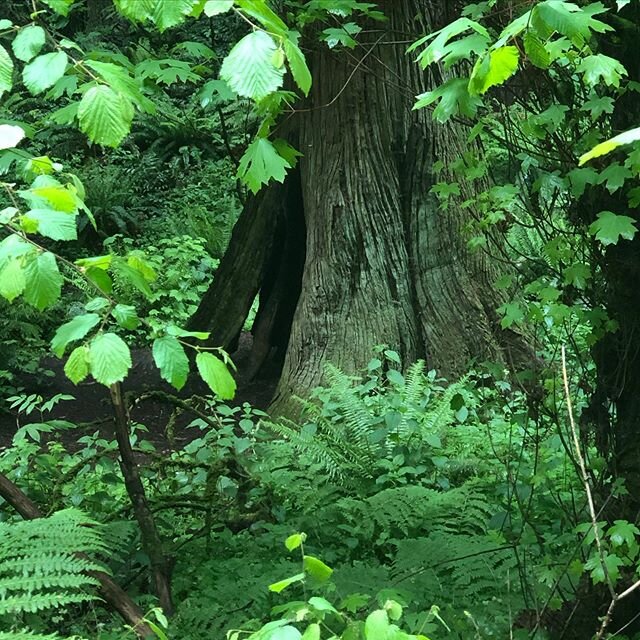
192 0 527 414
272 1 520 411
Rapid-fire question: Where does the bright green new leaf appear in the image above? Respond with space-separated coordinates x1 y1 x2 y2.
364 610 390 640
308 597 338 613
589 211 638 246
579 127 640 165
301 624 320 640
166 325 209 340
196 352 236 399
0 45 14 97
284 35 312 96
238 137 292 193
78 85 134 147
204 0 234 15
64 345 90 384
89 332 132 386
220 30 284 100
469 46 519 95
303 555 333 582
112 304 139 330
23 251 63 310
12 25 46 62
268 572 305 593
234 0 288 35
29 183 77 212
24 209 77 241
84 60 153 112
153 336 190 391
0 258 26 302
41 0 75 16
285 532 306 551
578 54 627 88
51 313 101 357
23 52 68 95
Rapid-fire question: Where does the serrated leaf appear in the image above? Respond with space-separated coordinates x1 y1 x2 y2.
578 54 627 88
523 31 550 68
153 336 189 391
112 304 139 329
41 0 75 16
31 184 77 212
89 333 132 386
301 624 320 640
220 30 284 100
0 45 14 97
414 77 482 122
196 352 236 399
113 0 154 21
0 258 25 302
23 251 62 310
24 209 77 241
364 610 389 640
12 25 46 62
204 0 234 15
51 313 101 357
284 35 311 96
237 137 292 193
589 210 638 246
23 52 68 95
78 85 134 147
64 345 90 384
469 46 519 95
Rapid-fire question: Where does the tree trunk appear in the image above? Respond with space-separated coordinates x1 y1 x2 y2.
192 0 527 414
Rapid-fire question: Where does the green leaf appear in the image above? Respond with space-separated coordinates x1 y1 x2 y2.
84 60 153 111
285 533 306 551
64 345 90 384
89 332 132 386
41 0 75 16
308 597 338 613
579 127 640 165
0 258 26 302
204 0 234 15
24 209 77 241
0 124 25 150
303 555 333 582
414 78 482 123
284 35 312 96
598 162 632 193
12 25 46 62
23 52 68 95
589 211 638 246
238 137 292 193
51 313 101 357
578 54 627 88
364 610 390 640
196 352 236 399
152 0 200 31
113 0 154 21
607 520 640 548
533 1 611 47
220 30 284 100
469 46 519 95
523 31 550 69
153 336 189 391
112 304 139 329
0 45 14 97
78 85 134 147
301 624 320 640
268 572 305 593
23 251 62 310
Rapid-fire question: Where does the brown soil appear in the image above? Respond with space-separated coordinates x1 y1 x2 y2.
0 333 278 452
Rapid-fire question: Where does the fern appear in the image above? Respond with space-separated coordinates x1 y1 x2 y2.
266 356 471 491
0 509 111 616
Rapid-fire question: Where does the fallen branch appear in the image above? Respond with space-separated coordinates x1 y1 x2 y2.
0 472 154 639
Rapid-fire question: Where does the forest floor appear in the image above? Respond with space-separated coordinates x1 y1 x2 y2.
0 333 277 452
